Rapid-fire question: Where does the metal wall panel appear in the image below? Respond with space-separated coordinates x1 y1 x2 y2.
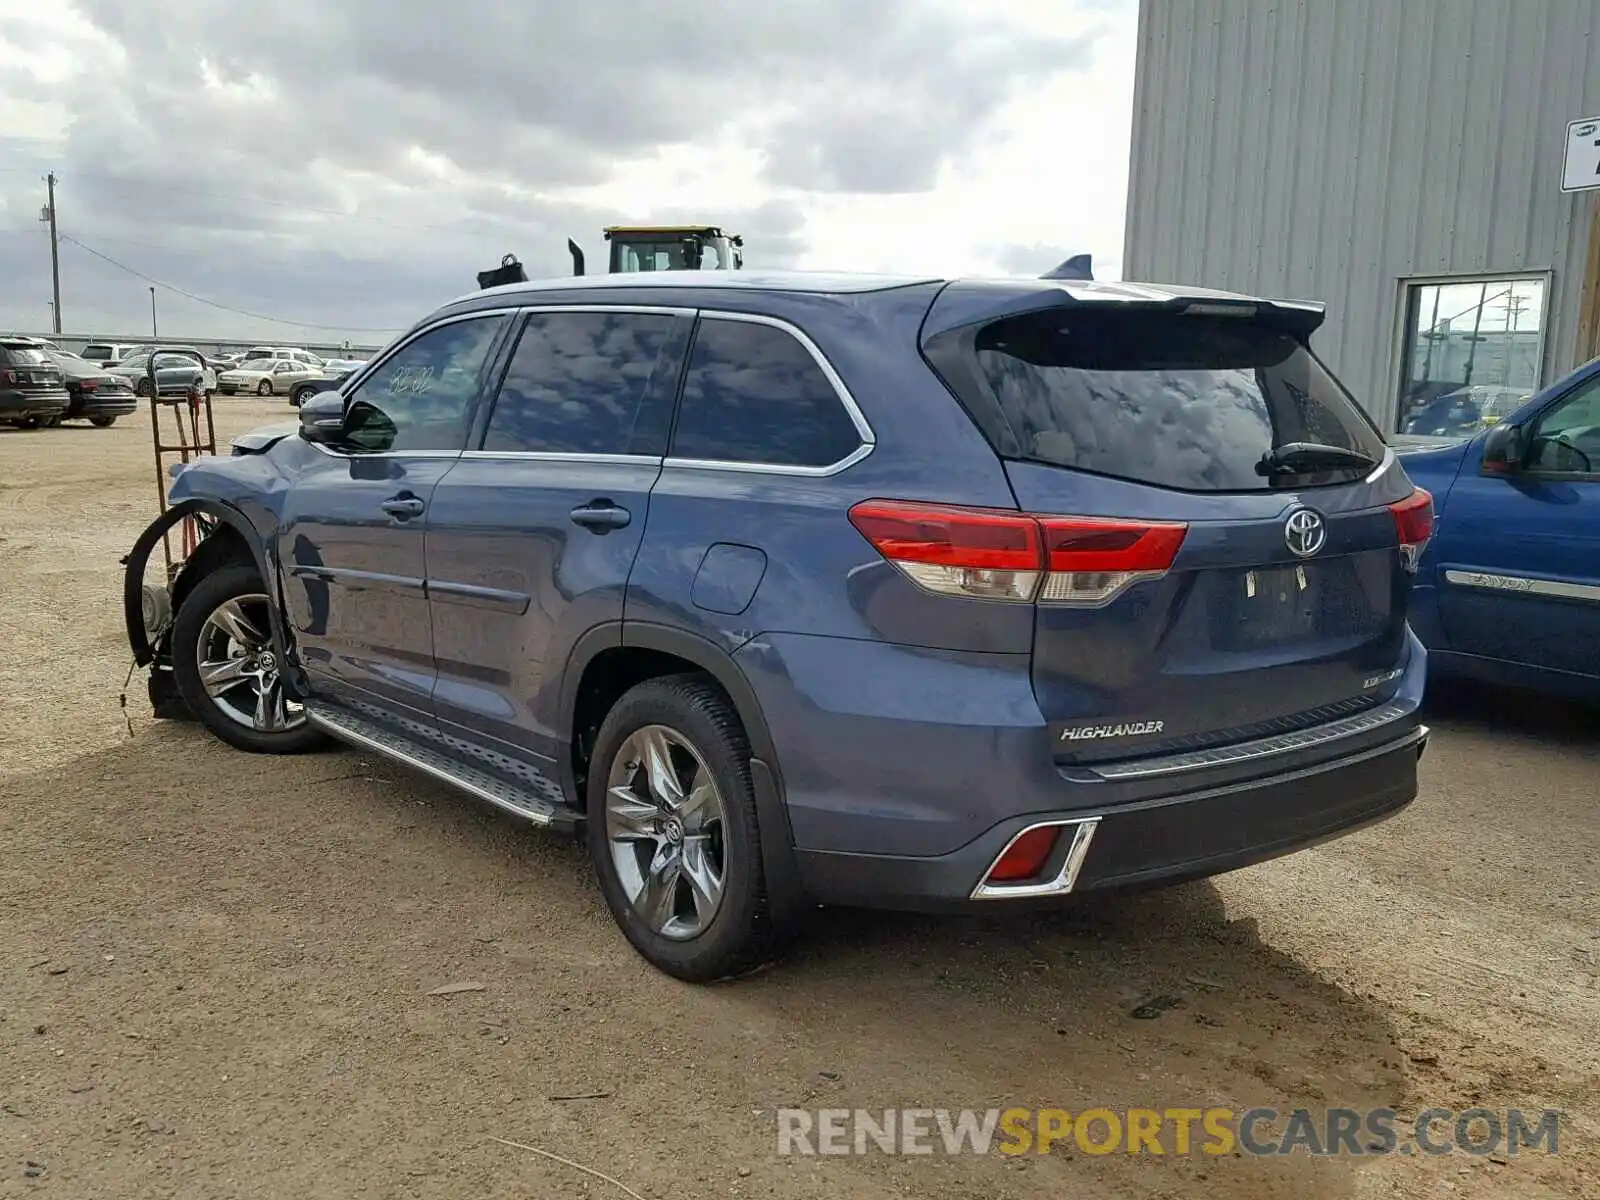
1124 0 1600 428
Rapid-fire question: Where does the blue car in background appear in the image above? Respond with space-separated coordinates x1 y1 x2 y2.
1398 356 1600 701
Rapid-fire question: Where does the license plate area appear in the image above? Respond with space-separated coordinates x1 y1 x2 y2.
1215 564 1318 649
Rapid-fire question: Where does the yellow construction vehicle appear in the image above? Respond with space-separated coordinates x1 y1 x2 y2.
477 225 744 290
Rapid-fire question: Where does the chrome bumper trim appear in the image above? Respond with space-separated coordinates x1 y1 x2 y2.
971 817 1100 900
1084 700 1414 781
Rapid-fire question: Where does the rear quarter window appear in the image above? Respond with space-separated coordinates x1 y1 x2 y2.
951 310 1386 492
669 317 864 469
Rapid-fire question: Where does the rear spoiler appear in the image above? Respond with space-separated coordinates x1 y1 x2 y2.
923 280 1328 343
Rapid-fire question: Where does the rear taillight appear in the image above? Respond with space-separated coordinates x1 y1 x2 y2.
1 369 14 385
1388 488 1434 572
79 379 98 391
1038 516 1188 605
848 499 1188 606
846 500 1042 601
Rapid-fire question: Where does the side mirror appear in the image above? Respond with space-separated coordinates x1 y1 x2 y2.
298 390 347 444
1480 423 1524 475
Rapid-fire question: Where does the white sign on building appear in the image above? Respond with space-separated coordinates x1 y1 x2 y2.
1562 116 1600 192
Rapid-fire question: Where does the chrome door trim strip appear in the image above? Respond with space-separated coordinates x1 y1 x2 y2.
1443 568 1600 605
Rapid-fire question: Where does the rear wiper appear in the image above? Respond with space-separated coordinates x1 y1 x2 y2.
1257 442 1377 476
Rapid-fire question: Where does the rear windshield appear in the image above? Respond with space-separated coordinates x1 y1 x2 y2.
1 345 49 366
82 344 115 358
964 310 1386 492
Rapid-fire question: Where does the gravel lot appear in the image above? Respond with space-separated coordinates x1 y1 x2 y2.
1 401 1596 1199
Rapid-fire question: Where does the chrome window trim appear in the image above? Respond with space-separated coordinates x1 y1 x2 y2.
514 303 699 318
460 450 661 466
662 309 876 478
1083 700 1414 781
971 817 1100 900
1443 568 1600 605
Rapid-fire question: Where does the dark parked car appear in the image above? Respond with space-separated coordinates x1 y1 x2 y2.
45 349 139 426
122 271 1433 981
0 336 69 429
288 362 363 407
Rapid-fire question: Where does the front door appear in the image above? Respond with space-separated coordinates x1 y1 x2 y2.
1434 370 1600 680
276 313 511 717
425 306 688 765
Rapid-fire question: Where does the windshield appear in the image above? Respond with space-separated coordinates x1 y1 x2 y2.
968 310 1388 492
610 238 713 271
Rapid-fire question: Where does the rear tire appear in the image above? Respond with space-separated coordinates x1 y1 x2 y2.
171 562 329 755
89 415 115 427
586 675 796 982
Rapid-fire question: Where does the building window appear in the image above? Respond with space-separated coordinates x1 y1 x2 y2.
1396 276 1548 436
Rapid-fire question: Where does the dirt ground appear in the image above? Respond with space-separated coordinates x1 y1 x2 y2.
1 401 1596 1199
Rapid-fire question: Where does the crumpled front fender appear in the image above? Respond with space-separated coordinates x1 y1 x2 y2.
120 498 307 699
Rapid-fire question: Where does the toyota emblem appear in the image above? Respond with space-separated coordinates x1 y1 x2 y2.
1284 508 1327 558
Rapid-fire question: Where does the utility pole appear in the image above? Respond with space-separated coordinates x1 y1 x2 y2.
42 173 62 335
149 287 157 337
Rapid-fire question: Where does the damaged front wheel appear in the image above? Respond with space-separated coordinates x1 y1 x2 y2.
171 563 328 754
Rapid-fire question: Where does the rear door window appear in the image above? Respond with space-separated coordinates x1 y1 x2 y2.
670 317 863 468
481 311 677 455
966 310 1387 492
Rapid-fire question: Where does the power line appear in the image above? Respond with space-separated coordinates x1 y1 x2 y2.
57 234 403 333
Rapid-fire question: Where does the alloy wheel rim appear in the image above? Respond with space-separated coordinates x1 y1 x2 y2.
605 725 728 941
195 593 305 733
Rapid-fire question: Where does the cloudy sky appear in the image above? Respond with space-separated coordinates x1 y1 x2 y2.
0 0 1137 346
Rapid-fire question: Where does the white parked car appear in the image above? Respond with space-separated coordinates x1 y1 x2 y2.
217 358 324 396
239 345 325 369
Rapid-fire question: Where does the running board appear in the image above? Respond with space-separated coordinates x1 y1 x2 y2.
304 702 575 830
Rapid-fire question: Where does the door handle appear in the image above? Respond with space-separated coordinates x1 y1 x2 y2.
569 500 631 533
381 495 426 520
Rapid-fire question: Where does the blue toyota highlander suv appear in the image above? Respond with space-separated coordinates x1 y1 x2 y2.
122 271 1434 981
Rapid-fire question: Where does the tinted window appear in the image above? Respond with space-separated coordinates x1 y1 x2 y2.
342 315 506 453
968 310 1387 492
482 311 675 454
82 344 114 359
670 318 862 467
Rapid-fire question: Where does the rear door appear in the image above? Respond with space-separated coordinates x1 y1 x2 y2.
926 302 1425 762
275 312 510 717
424 305 689 765
1433 371 1600 679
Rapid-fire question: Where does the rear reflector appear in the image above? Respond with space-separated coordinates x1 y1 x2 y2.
1388 488 1434 571
985 825 1060 883
849 499 1188 606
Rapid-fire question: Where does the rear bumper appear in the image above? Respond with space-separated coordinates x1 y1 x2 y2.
0 389 70 419
796 724 1426 910
73 392 138 418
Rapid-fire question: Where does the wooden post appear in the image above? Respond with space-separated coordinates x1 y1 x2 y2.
1578 192 1600 368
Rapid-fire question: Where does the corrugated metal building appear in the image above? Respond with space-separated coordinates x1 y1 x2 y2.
1123 0 1600 431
